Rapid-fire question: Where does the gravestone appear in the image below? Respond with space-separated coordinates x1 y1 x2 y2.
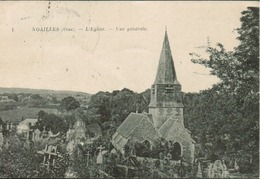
97 145 105 164
208 160 224 178
66 128 75 141
66 140 75 156
65 118 88 177
33 129 42 142
222 160 228 178
48 130 53 137
197 161 202 178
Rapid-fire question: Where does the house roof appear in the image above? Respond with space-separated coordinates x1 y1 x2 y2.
117 112 150 138
154 30 177 84
19 118 38 125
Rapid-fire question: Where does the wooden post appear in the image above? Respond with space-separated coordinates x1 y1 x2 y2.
37 144 62 170
86 151 91 167
116 156 138 178
180 157 183 179
116 164 136 179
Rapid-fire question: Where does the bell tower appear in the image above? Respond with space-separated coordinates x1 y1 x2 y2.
149 30 184 129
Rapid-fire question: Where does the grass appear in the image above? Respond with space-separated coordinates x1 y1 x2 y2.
0 107 59 123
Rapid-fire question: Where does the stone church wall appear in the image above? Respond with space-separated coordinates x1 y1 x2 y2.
149 107 183 129
164 122 194 163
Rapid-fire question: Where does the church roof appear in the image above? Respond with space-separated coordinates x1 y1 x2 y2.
154 30 177 84
116 113 152 138
158 118 196 144
158 118 178 138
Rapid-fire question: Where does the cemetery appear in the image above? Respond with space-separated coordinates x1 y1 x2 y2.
0 114 249 178
0 5 258 179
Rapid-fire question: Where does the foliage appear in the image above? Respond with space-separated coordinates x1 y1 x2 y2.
7 94 19 102
189 7 259 173
0 135 69 178
0 107 59 124
0 101 18 111
28 94 48 108
35 112 67 134
60 96 80 111
87 88 150 126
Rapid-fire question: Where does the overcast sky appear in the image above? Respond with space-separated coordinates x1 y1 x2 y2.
0 1 258 94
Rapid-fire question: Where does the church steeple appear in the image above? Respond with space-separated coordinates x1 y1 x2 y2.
149 30 184 129
154 30 177 84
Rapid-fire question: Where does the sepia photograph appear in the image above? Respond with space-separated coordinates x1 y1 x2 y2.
0 1 259 178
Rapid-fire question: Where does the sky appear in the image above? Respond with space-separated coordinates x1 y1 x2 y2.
0 1 258 94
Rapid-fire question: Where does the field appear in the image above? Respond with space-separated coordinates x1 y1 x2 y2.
0 107 59 123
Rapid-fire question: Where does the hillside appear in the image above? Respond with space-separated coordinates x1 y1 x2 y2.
0 87 91 97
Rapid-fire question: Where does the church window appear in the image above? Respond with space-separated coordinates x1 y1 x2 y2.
143 140 151 150
151 85 155 94
165 85 174 93
172 142 182 160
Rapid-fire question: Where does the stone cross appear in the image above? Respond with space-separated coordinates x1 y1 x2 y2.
86 150 91 166
117 156 137 179
96 145 105 164
97 145 105 151
37 144 62 170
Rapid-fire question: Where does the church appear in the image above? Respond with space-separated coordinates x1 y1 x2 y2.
112 30 195 163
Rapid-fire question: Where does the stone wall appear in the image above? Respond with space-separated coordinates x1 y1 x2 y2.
149 107 183 129
164 122 195 163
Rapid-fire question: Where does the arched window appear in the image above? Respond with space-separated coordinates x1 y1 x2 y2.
172 142 182 160
143 140 151 150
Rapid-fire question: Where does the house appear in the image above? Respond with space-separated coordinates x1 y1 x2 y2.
17 118 38 134
112 30 195 163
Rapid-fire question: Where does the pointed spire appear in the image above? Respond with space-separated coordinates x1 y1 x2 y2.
154 30 177 84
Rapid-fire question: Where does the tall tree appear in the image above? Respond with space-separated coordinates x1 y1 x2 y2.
189 7 259 172
60 96 80 111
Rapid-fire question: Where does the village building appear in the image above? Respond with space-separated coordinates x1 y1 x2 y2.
17 118 38 134
112 30 195 163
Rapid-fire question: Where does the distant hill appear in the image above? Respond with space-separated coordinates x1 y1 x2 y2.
0 87 91 97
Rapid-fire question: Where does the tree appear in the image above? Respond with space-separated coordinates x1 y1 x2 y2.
189 7 259 173
35 113 67 134
30 94 44 100
88 91 111 123
60 96 80 111
7 94 19 102
190 7 259 96
37 110 46 120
